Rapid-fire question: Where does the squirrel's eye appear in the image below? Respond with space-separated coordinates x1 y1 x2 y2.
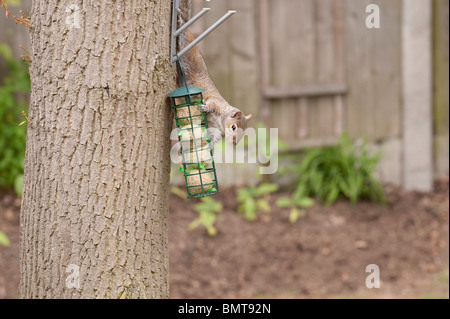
231 125 237 131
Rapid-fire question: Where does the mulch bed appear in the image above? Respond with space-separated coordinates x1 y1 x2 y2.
1 177 448 299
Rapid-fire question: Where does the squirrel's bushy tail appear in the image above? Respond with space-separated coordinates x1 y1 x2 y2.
177 0 194 71
178 0 191 26
176 0 209 88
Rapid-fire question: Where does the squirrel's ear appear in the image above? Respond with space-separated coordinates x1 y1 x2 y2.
245 114 253 121
232 112 243 119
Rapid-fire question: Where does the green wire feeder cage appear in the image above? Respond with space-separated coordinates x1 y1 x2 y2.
168 60 219 199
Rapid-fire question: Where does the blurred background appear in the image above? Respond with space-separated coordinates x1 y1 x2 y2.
0 0 449 299
189 0 449 189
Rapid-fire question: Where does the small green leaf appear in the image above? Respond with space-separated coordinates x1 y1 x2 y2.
276 197 294 208
254 183 279 197
293 190 307 205
4 0 23 6
14 174 23 197
289 209 300 224
256 199 271 214
0 231 10 247
191 197 222 236
295 197 315 208
244 198 257 221
188 219 201 231
171 186 186 199
237 189 251 202
325 186 339 205
206 226 217 237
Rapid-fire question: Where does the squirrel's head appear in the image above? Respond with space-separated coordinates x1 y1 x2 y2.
225 111 253 145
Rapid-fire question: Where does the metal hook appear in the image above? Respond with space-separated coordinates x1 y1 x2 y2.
170 0 236 65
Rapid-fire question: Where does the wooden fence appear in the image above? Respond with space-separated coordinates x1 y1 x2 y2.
193 0 403 144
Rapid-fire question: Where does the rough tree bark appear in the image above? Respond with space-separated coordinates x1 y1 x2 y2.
19 0 175 298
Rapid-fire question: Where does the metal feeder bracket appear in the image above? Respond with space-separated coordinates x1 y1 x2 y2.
170 0 236 65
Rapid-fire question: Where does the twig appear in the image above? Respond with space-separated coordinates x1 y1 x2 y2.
1 0 31 28
19 45 32 64
19 110 30 127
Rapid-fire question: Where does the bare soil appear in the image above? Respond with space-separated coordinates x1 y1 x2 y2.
1 178 448 299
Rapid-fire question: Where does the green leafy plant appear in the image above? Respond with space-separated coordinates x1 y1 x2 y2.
294 134 386 205
276 188 315 224
237 183 279 221
189 196 223 236
0 43 30 194
0 231 10 247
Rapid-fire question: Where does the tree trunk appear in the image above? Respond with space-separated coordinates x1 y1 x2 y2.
19 0 175 299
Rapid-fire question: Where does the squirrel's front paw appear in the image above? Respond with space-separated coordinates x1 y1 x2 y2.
199 104 215 113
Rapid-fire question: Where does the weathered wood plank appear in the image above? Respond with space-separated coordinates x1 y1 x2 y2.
345 0 375 138
345 0 402 140
263 84 347 99
230 0 259 117
270 0 293 140
298 98 309 138
259 0 271 125
269 0 316 141
316 0 336 85
372 0 402 139
433 0 449 177
309 0 335 139
333 0 345 136
287 137 340 150
202 0 232 100
292 0 316 141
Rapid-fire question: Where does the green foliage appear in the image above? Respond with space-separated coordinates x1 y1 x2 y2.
4 0 23 5
171 186 187 199
294 134 386 205
277 152 303 183
189 196 223 236
0 231 10 247
237 183 279 221
0 43 30 194
276 188 315 224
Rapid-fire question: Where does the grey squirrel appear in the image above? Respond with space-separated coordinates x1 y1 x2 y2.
177 0 252 147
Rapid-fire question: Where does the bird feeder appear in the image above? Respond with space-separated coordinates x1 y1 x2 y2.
169 83 219 199
168 1 236 199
